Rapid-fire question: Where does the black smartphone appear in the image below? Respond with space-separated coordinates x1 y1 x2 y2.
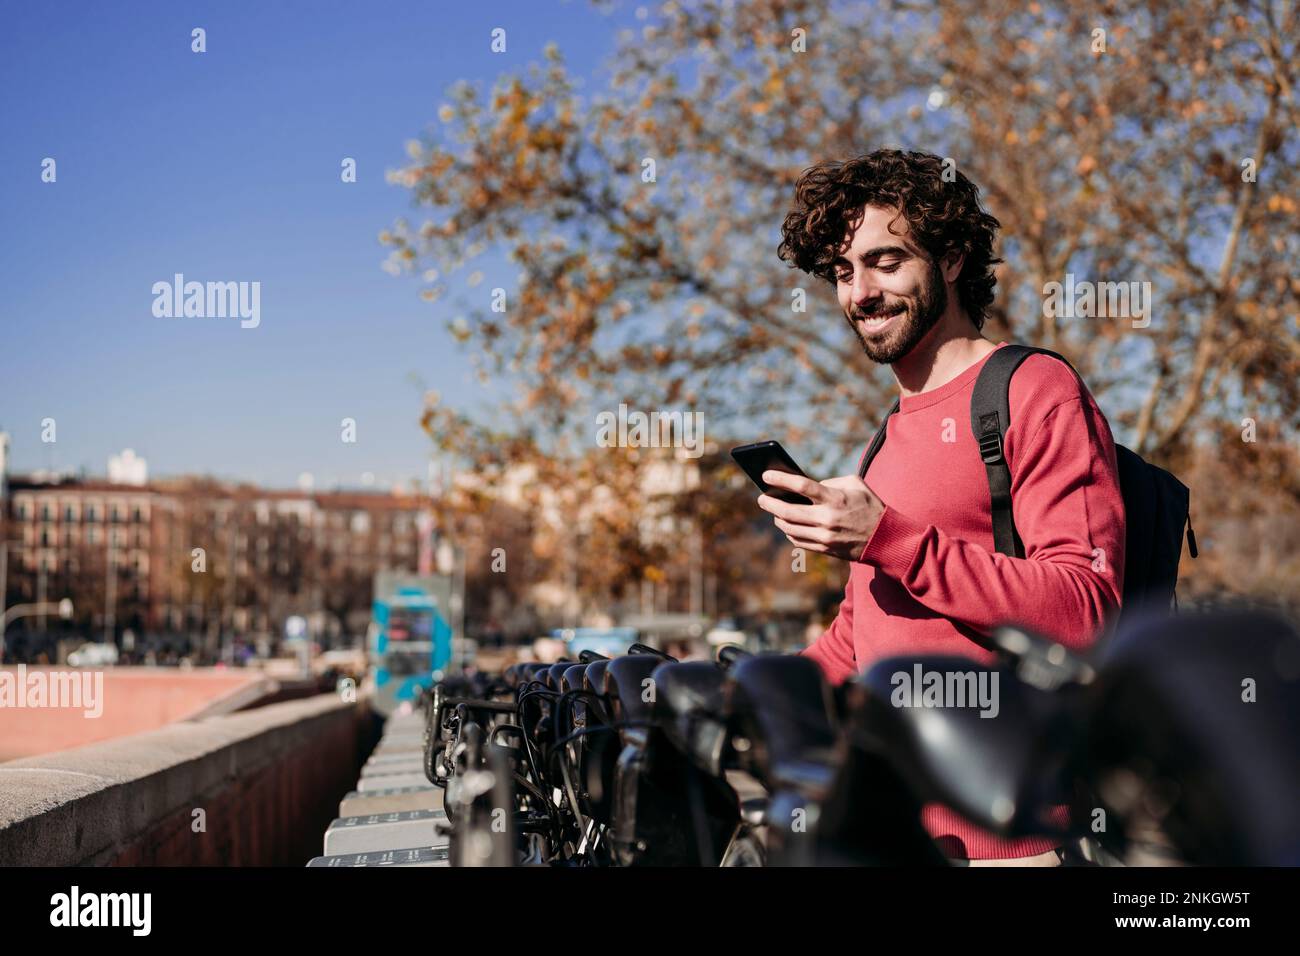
730 440 814 505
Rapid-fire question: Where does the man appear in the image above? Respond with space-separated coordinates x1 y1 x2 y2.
763 148 1126 864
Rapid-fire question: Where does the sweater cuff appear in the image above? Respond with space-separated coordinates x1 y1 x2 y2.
857 506 928 577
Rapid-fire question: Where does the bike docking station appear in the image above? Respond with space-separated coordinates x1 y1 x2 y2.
307 710 451 867
307 846 450 868
295 607 1300 918
357 771 435 792
323 809 449 856
340 785 444 817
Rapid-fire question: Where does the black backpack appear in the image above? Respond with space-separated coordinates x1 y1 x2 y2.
858 344 1198 620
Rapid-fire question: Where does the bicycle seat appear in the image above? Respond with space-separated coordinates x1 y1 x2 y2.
545 661 573 690
602 654 664 743
725 655 839 797
560 663 593 736
562 663 589 695
716 644 751 671
1084 608 1300 865
628 642 676 660
650 661 729 773
579 660 613 731
516 662 550 686
859 655 1076 837
582 659 611 695
577 658 618 821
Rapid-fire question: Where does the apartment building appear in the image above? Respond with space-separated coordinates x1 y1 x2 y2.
0 456 429 654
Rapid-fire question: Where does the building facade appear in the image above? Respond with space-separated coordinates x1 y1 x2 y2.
0 470 429 661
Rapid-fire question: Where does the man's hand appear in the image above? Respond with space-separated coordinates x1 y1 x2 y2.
757 471 887 561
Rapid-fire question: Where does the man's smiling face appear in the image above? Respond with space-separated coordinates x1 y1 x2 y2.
832 204 950 364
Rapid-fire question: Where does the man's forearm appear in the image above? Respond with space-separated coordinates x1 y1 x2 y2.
859 506 1121 650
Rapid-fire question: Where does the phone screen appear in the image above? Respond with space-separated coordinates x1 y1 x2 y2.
730 441 813 505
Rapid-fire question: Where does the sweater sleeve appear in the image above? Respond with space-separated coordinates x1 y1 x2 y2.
800 574 858 685
857 396 1125 651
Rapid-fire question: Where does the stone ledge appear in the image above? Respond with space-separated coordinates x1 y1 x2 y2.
0 693 369 865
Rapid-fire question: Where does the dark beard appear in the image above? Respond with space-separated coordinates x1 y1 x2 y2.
847 259 948 364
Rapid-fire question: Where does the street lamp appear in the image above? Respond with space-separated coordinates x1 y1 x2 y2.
0 598 74 663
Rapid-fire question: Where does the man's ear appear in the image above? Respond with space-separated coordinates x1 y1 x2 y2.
940 250 966 283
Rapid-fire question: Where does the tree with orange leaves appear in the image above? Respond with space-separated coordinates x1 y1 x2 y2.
388 0 1299 621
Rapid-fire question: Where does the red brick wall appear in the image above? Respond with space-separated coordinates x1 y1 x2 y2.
106 703 378 866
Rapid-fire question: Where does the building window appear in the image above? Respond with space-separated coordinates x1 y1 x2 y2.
41 504 53 522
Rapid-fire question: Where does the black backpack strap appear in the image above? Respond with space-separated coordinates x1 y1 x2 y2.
858 396 900 480
970 344 1075 558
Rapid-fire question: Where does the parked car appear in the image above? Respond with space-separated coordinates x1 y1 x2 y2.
67 642 119 667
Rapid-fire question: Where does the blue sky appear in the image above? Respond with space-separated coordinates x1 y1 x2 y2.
0 0 632 489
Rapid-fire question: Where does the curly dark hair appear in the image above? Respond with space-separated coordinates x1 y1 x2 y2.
777 149 1003 330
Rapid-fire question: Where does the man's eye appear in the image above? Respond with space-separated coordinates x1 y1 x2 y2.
835 260 901 281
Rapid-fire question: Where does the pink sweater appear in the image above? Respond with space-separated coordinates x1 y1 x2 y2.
803 342 1125 859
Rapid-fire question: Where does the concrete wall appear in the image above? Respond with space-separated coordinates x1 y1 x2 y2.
0 693 379 865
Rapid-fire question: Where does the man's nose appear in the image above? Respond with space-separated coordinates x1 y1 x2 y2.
850 273 884 310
